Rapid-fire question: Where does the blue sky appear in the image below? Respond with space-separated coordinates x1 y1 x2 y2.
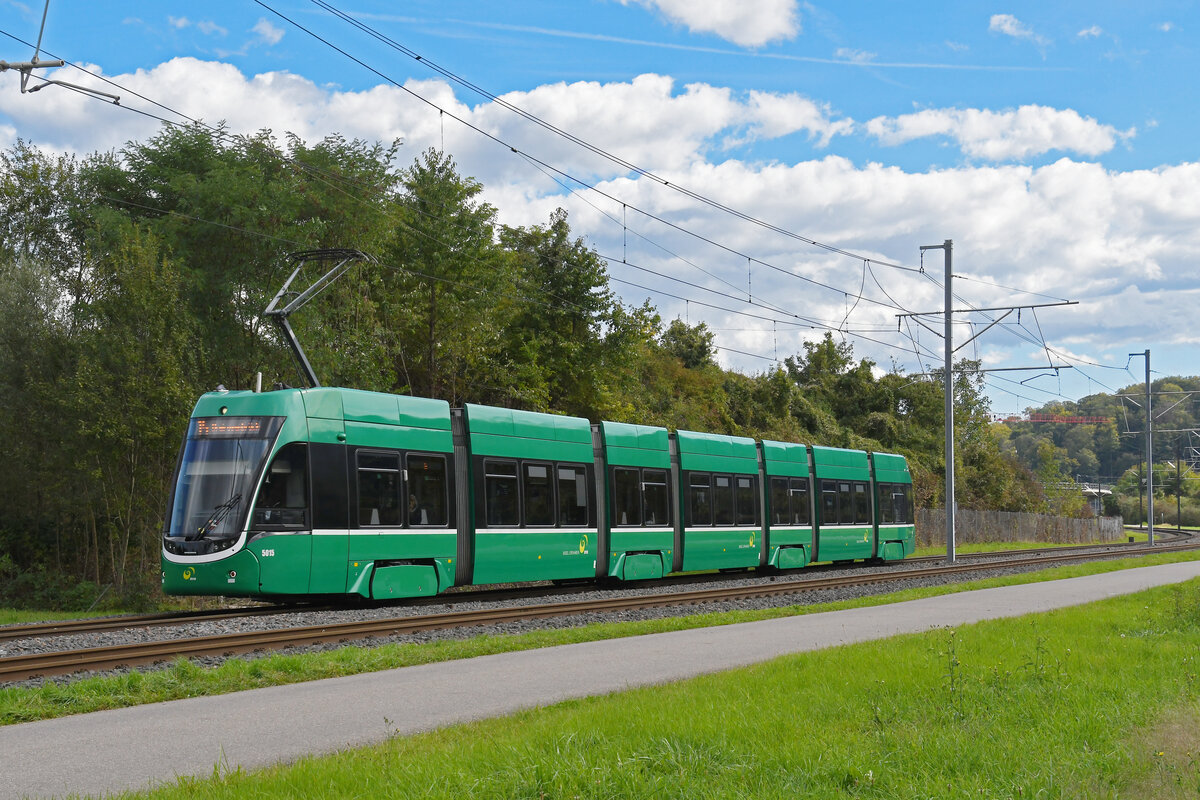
2 1 1198 415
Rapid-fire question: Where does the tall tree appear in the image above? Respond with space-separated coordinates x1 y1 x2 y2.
501 208 654 418
383 149 514 405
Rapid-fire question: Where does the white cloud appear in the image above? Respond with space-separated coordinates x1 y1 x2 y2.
945 40 969 52
739 91 854 146
0 61 856 179
989 14 1051 48
3 59 1198 392
618 0 801 48
834 48 876 64
167 16 228 37
466 74 855 178
252 18 285 46
1158 22 1175 32
1077 26 1103 39
866 105 1135 161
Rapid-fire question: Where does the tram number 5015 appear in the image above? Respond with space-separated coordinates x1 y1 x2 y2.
261 548 276 558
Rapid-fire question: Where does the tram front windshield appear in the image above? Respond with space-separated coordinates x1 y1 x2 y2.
167 416 284 541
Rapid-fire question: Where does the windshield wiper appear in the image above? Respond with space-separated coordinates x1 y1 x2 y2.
189 493 242 540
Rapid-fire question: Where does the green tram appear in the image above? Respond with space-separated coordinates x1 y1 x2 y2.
162 386 914 600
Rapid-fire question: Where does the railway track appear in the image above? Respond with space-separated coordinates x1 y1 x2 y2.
0 604 312 645
0 532 1179 645
3 538 1196 683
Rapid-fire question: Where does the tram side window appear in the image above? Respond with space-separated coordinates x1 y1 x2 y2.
713 475 734 526
821 480 838 525
837 483 854 525
406 454 447 527
790 478 810 525
252 443 308 528
735 476 757 525
689 473 712 527
770 478 789 525
358 451 402 526
558 465 589 526
484 460 520 527
895 485 913 525
854 482 871 524
613 467 641 527
878 483 896 525
523 463 555 526
643 469 669 526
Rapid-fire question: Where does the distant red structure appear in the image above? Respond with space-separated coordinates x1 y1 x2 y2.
993 413 1113 425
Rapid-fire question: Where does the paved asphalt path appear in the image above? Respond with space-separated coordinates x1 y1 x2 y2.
5 560 1200 799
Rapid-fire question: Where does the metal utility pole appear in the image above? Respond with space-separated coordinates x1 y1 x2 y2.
1126 350 1154 544
1144 349 1154 545
1175 443 1182 530
899 244 1077 565
920 240 955 563
1137 463 1144 526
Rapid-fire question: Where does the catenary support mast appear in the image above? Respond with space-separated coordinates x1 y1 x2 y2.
1145 349 1154 545
901 243 1077 565
920 240 955 564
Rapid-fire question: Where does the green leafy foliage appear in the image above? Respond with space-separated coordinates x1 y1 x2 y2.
997 377 1200 522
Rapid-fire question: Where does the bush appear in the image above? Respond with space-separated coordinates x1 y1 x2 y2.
1115 494 1200 527
0 561 107 611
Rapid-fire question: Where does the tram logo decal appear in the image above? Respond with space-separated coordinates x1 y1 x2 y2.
579 534 589 554
182 567 196 581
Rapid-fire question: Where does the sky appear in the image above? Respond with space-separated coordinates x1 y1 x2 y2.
1 0 1198 415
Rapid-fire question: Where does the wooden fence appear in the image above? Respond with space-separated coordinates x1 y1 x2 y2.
915 508 1125 547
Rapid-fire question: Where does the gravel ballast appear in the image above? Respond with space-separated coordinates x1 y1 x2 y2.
0 545 1163 689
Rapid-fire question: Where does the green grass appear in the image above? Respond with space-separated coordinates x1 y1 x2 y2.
4 549 1199 729
0 609 108 625
912 539 1094 557
0 603 206 625
120 575 1200 798
911 528 1182 556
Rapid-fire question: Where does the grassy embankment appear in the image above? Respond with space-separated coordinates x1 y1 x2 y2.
3 549 1199 729
117 572 1200 798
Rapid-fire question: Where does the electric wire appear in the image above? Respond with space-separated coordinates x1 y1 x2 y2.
2 25 1171 430
5 23 1120 392
300 0 925 273
599 253 898 333
94 154 940 367
247 1 928 318
1 22 927 350
0 25 942 375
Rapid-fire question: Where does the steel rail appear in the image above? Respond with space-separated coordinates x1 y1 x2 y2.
0 605 309 644
2 529 1185 643
3 541 1196 683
